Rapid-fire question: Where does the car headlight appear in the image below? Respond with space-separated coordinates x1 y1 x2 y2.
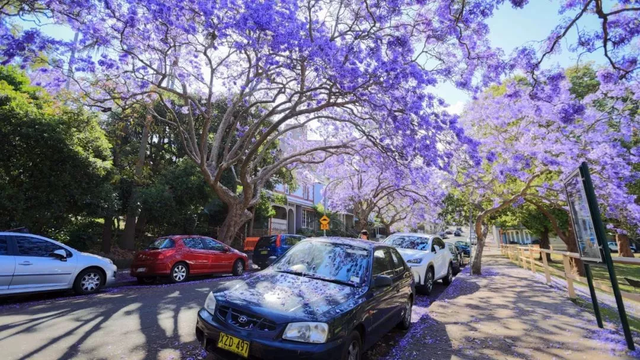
204 292 217 314
406 258 423 264
282 322 329 343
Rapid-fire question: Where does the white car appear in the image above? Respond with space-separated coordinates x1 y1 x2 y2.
0 232 117 295
608 241 618 252
384 233 454 295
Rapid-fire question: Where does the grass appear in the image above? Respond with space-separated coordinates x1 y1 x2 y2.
543 253 640 294
572 296 640 335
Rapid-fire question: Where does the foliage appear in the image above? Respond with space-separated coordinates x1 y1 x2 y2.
0 65 112 235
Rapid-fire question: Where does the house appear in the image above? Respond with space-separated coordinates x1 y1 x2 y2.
493 225 534 245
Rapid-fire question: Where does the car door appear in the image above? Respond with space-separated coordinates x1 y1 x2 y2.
202 237 233 273
10 235 78 291
431 238 447 279
0 235 15 291
389 248 411 313
368 248 398 341
279 235 302 256
181 238 210 274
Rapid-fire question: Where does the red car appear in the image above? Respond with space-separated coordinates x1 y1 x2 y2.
131 235 248 284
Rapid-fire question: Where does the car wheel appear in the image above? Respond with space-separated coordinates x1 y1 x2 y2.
170 262 189 283
442 264 453 286
232 259 245 276
417 268 434 295
74 268 103 295
397 296 413 330
341 331 362 360
137 277 156 285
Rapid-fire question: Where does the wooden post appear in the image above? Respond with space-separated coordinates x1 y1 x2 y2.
542 250 551 284
563 254 576 299
529 246 536 273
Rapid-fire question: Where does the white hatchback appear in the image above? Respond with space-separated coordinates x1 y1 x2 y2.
0 232 117 296
384 233 454 294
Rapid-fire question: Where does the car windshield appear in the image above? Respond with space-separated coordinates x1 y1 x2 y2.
455 241 468 247
385 236 430 251
272 241 370 287
147 238 174 250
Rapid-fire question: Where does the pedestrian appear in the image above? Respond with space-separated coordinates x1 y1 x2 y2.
360 230 369 240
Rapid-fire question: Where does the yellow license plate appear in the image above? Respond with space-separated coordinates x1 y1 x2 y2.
218 332 250 358
260 250 268 254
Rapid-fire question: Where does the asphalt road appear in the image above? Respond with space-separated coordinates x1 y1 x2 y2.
0 230 471 360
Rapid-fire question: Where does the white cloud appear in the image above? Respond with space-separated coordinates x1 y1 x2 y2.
446 101 465 115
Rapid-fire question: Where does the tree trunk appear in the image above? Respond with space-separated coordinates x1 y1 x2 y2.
616 233 634 257
120 112 152 250
470 219 487 275
101 216 113 254
539 229 551 262
218 203 253 246
384 224 391 236
248 206 256 237
135 208 148 238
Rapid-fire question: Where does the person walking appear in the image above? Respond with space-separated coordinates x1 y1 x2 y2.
360 229 370 240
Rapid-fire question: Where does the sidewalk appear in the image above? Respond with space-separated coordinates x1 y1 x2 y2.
381 244 640 360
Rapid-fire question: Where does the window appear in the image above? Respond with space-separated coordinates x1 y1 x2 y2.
385 236 430 251
183 238 205 250
302 210 314 229
0 236 8 255
202 238 225 251
146 238 175 250
389 248 406 276
14 236 65 257
432 238 445 252
372 248 395 277
283 235 302 246
255 236 277 251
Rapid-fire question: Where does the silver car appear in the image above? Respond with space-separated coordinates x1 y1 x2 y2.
0 232 117 295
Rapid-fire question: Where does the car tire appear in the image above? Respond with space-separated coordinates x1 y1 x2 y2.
397 296 413 330
341 331 362 360
442 264 453 286
137 277 156 285
232 259 245 276
417 267 434 295
73 268 103 295
170 262 189 283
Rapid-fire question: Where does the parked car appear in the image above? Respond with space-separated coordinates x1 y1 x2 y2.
252 234 305 269
631 243 638 253
195 237 414 360
131 235 248 284
608 241 618 252
445 230 453 235
446 243 462 274
453 230 462 237
384 233 453 295
455 241 471 257
456 227 463 232
0 232 117 295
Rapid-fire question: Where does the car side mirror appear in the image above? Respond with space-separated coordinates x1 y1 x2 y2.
222 246 230 252
374 275 393 288
51 249 67 261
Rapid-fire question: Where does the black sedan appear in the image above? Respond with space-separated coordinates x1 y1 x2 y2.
196 237 415 360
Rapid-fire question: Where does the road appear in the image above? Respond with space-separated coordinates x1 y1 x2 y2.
0 270 453 360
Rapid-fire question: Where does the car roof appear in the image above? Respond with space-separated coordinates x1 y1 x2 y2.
0 232 72 249
387 233 436 239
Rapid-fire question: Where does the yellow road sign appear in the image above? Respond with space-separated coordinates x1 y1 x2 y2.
320 215 330 225
320 223 329 230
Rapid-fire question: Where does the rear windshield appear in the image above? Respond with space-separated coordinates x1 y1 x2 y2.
147 238 175 250
255 235 277 250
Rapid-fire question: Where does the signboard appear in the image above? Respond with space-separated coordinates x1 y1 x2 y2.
563 168 603 263
320 223 329 230
319 215 330 225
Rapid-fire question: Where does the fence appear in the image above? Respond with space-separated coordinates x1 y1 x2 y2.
500 244 640 303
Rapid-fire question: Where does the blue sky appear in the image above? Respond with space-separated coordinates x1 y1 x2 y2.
440 0 607 113
32 1 608 112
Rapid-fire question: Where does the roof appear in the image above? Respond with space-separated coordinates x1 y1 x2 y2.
388 232 437 238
